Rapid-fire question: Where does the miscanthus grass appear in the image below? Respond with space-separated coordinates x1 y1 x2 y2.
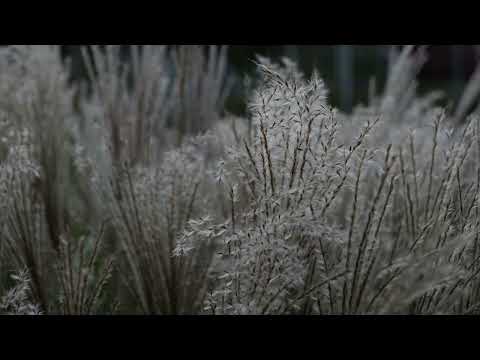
1 44 480 315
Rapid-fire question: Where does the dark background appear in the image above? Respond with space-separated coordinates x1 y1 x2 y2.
58 45 480 113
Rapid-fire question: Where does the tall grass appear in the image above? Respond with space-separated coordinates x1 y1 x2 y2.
1 45 480 315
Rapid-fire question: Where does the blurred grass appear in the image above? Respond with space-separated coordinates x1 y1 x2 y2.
63 45 470 116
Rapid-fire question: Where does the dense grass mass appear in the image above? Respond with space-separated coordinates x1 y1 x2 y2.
2 45 480 315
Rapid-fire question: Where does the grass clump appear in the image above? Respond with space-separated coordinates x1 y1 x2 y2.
2 45 480 315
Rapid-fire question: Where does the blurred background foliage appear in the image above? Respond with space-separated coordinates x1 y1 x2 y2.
59 45 480 114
